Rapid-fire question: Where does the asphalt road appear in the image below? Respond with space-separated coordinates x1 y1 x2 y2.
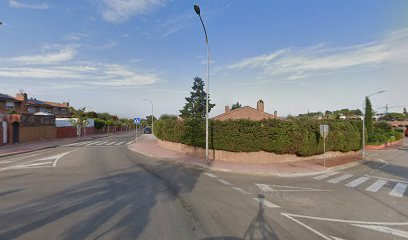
0 133 407 240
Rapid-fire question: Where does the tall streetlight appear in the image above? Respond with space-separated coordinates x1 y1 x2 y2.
142 98 154 133
362 90 385 160
194 4 210 165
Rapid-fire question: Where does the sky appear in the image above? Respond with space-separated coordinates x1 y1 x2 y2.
0 0 407 119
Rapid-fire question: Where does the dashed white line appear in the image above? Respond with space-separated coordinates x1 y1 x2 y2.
345 177 370 188
204 173 217 178
253 198 280 208
217 179 232 185
232 187 250 194
366 179 388 192
389 183 407 198
115 141 125 145
313 171 339 180
327 174 353 184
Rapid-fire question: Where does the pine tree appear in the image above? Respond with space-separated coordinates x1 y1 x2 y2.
403 107 408 119
179 77 215 119
365 97 374 142
231 101 242 110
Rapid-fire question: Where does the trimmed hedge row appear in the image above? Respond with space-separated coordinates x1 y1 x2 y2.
154 118 362 156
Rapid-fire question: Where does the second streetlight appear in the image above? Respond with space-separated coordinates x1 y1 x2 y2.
194 4 210 165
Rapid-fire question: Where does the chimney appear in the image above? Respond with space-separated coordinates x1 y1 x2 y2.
62 102 70 107
16 92 28 101
257 100 264 112
225 105 230 113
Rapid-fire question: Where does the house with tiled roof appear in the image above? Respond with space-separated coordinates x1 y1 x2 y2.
212 100 278 121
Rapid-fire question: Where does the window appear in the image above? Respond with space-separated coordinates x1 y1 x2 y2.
40 107 47 113
28 106 36 113
53 108 59 114
61 109 67 115
6 101 15 110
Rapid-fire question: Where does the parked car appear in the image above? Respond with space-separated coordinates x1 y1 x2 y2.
144 127 152 134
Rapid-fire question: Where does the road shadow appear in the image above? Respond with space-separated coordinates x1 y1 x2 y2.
0 188 23 198
200 194 279 240
0 149 204 239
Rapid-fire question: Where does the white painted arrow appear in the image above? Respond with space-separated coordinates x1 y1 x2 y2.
352 224 408 239
0 151 73 171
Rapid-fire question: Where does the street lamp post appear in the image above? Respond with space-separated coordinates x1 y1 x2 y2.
194 4 210 165
362 90 385 160
142 98 154 134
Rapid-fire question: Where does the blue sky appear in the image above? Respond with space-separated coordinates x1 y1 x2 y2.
0 0 407 118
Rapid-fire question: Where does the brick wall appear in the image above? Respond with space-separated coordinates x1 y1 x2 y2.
56 127 96 138
0 123 3 146
19 126 57 143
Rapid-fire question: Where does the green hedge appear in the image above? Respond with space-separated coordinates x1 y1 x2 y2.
155 118 362 156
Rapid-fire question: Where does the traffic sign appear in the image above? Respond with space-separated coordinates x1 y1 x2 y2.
320 124 329 138
134 117 140 125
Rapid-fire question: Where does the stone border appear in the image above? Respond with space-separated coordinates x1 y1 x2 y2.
157 139 359 164
366 139 404 150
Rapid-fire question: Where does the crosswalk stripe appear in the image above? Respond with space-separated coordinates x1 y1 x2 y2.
126 141 134 145
389 183 407 197
253 198 280 208
115 141 125 145
217 179 232 185
105 142 116 145
95 142 109 146
313 171 339 180
204 173 217 178
65 142 87 146
345 177 370 188
86 141 100 146
366 179 388 192
327 174 353 184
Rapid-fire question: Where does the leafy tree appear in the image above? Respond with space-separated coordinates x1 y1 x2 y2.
86 111 98 118
145 115 157 126
231 101 242 110
179 76 215 119
365 97 374 142
160 114 178 120
69 107 89 138
98 112 113 121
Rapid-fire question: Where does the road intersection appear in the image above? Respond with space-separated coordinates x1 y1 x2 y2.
0 133 407 239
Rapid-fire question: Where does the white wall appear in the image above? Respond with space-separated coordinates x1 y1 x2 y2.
56 118 94 128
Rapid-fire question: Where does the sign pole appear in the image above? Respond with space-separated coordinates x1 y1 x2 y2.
323 136 326 167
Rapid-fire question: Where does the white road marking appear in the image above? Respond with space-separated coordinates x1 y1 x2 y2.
364 174 408 184
95 142 109 146
368 159 389 174
217 179 232 185
115 141 125 145
204 173 217 178
366 179 388 192
105 142 116 146
253 198 280 208
232 187 250 194
389 183 407 197
85 141 99 146
330 236 346 240
283 212 408 226
282 213 331 240
255 183 332 192
352 224 408 239
345 177 370 188
12 161 53 168
327 174 353 184
64 142 85 146
126 141 134 145
313 171 339 180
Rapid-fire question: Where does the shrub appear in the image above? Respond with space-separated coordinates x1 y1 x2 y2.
155 118 362 156
94 118 105 129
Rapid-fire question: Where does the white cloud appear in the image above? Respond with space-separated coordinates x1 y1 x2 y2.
8 0 48 10
225 28 408 80
63 33 90 41
101 0 166 23
8 46 77 65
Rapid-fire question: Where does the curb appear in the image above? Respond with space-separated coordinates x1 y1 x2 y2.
0 133 117 158
126 144 348 178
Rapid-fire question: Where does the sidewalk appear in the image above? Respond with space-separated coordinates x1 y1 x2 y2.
128 135 361 177
0 132 123 158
